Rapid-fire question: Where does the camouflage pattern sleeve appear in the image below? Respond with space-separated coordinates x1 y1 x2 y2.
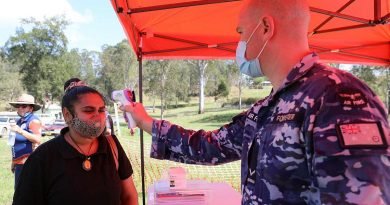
307 78 390 205
150 112 247 165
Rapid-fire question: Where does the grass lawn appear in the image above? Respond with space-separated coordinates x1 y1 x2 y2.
0 87 271 204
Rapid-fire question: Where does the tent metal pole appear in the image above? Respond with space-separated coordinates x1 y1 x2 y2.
151 34 235 52
382 13 390 23
311 44 390 64
314 24 374 34
310 7 370 24
312 0 355 32
137 42 146 205
335 51 390 64
143 45 235 55
374 0 381 21
127 0 240 14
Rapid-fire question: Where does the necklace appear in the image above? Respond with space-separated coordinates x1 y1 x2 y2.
68 133 94 171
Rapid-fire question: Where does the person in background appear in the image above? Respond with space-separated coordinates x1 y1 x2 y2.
105 111 115 136
120 0 390 204
13 80 138 205
8 93 42 187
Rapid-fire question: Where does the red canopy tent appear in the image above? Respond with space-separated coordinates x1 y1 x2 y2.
110 0 390 204
111 0 390 65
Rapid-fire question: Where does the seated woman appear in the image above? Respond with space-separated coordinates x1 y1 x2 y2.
13 80 138 205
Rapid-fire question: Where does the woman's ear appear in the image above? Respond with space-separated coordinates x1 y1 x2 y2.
62 107 73 124
262 16 274 40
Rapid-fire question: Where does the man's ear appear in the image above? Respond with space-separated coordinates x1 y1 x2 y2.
262 16 274 40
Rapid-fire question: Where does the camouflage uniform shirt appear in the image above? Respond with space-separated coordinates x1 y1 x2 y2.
150 53 390 205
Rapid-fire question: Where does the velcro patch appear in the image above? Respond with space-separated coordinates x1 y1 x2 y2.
336 122 387 148
247 111 258 122
272 112 303 123
337 88 367 108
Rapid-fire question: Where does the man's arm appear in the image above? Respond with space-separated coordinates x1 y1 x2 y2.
121 102 247 165
309 83 390 204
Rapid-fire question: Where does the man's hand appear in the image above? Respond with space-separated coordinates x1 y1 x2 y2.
119 102 153 134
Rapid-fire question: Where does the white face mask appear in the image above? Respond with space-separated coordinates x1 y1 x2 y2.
236 20 269 78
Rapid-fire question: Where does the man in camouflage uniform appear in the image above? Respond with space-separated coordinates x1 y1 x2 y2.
121 0 390 204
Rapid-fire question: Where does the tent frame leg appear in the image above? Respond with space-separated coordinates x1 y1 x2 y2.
137 47 146 205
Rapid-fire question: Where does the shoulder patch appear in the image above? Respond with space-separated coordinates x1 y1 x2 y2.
337 87 367 108
336 122 387 148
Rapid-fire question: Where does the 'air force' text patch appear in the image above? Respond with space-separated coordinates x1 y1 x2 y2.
336 122 387 148
337 87 367 108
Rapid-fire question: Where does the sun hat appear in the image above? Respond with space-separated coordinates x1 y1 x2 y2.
9 94 41 111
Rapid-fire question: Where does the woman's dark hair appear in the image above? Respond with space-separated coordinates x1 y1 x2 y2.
62 78 105 116
63 78 82 91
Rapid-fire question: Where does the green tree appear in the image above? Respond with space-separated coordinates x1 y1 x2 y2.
97 40 138 100
0 56 24 110
144 60 179 119
78 49 97 84
350 65 379 95
187 60 209 114
168 61 190 106
3 16 71 109
214 80 229 101
251 77 267 89
374 67 390 112
350 65 390 113
44 50 81 101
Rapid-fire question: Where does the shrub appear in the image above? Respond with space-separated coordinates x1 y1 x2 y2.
221 97 259 108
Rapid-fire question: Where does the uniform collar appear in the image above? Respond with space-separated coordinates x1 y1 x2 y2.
57 127 109 159
281 52 319 90
259 53 319 107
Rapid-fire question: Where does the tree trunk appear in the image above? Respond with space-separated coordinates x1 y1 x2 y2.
198 61 208 114
152 98 156 113
388 89 390 115
160 89 164 119
387 69 390 115
199 74 205 114
239 74 242 110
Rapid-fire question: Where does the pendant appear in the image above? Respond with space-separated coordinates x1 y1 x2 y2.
82 157 92 171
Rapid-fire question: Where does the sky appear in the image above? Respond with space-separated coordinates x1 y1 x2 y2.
0 0 127 51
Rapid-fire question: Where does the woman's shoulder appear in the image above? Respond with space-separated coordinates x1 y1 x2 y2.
33 136 64 156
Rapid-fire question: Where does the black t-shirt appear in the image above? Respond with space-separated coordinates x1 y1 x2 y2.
13 128 133 205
